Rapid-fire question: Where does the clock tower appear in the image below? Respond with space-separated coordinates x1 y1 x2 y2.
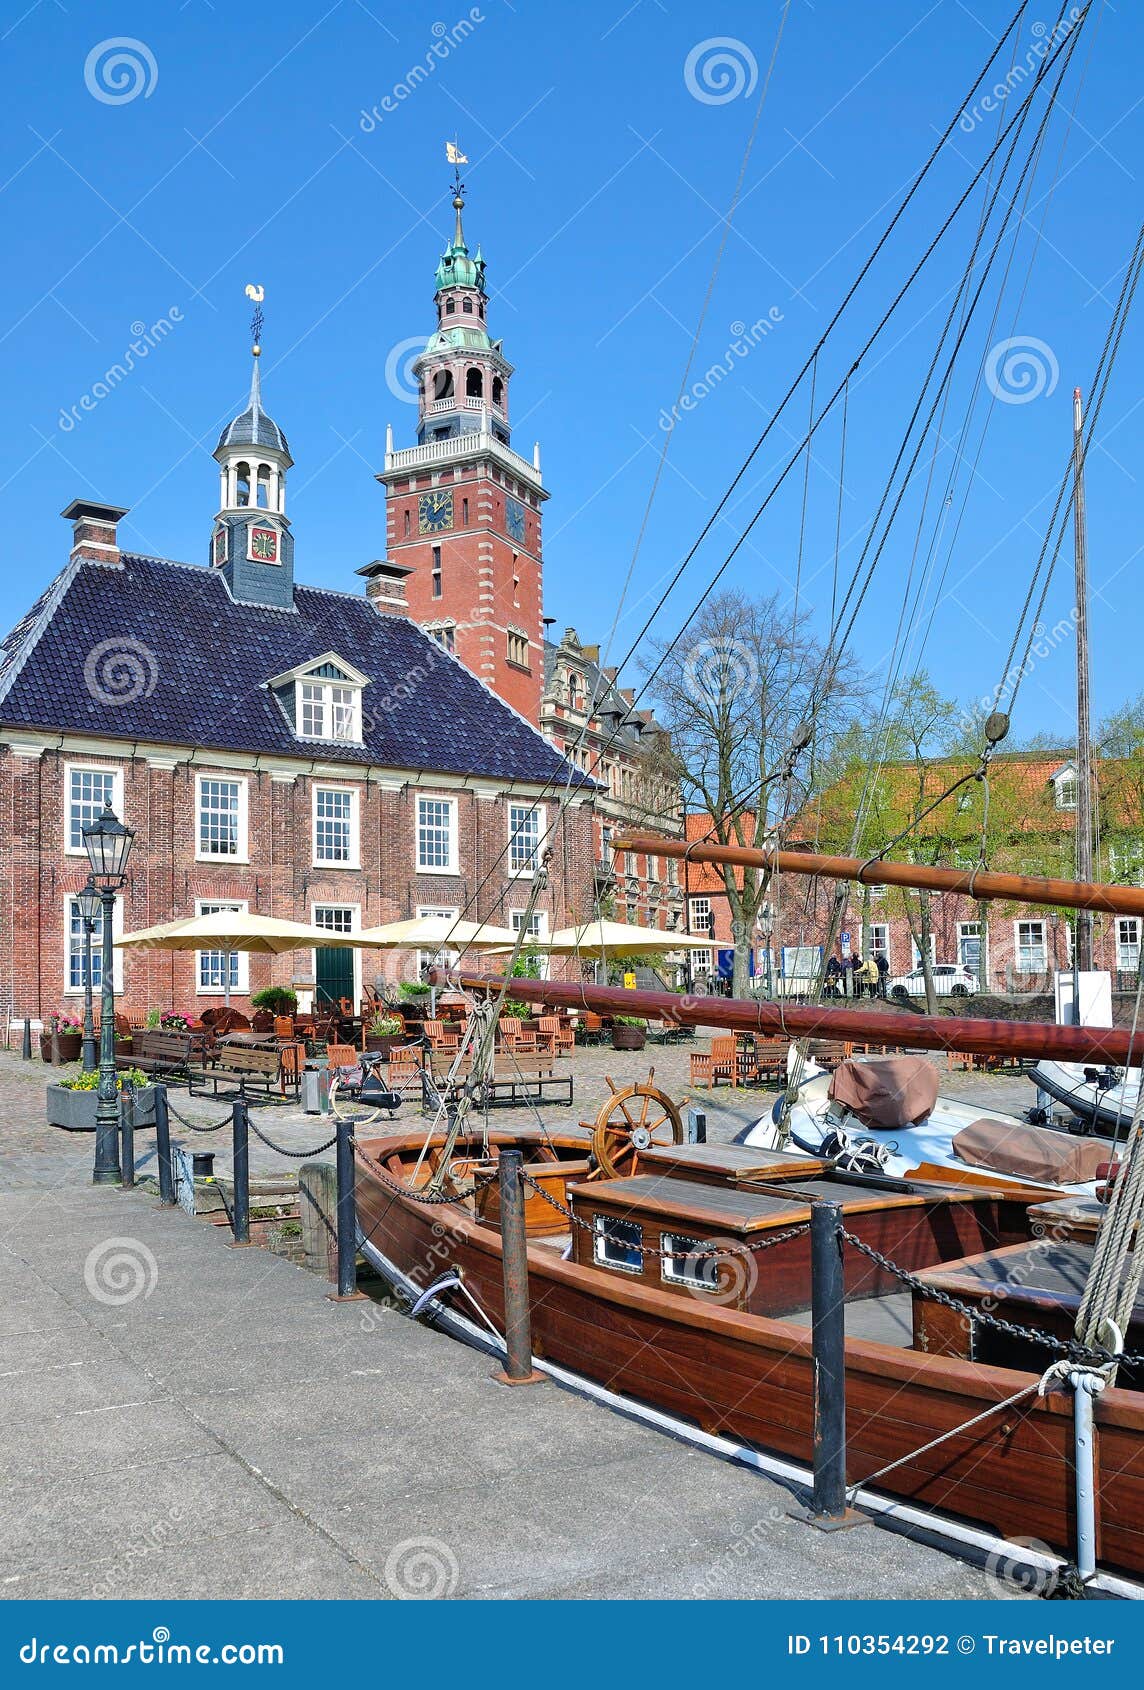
376 171 547 724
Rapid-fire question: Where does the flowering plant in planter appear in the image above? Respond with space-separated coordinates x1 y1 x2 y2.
52 1013 83 1032
367 1013 404 1037
58 1067 149 1092
160 1012 192 1031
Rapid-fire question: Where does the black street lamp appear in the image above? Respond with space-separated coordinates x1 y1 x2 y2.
81 804 135 1186
77 879 101 1073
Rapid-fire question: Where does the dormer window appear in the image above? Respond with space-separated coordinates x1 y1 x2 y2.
267 653 368 745
1052 768 1078 811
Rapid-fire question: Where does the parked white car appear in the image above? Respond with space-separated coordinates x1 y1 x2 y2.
888 962 979 999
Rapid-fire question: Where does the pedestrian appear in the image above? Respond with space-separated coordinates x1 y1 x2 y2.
842 953 856 997
825 954 842 999
875 951 889 998
862 956 879 998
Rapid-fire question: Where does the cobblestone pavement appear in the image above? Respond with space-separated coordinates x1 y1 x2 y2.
3 1042 1038 1188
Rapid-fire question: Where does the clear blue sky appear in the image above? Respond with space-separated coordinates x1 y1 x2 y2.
1 0 1141 746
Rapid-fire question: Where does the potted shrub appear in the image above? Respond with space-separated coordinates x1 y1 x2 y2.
251 986 299 1017
160 1011 192 1033
364 1012 404 1056
611 1015 647 1052
397 981 431 1018
40 1013 83 1065
46 1067 157 1131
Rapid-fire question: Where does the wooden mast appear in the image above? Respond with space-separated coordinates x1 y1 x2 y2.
611 833 1144 919
439 969 1144 1066
1073 384 1095 972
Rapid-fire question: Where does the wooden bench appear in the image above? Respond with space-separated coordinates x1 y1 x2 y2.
116 1029 192 1078
188 1043 302 1099
421 1057 573 1111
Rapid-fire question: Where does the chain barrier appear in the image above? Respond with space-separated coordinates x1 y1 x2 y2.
519 1171 810 1260
353 1139 499 1206
841 1229 1144 1369
245 1116 338 1159
164 1100 233 1134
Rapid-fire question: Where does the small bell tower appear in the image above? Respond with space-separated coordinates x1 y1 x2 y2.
376 148 548 724
211 287 296 609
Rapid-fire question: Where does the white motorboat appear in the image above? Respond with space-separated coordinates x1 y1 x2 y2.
1030 1058 1141 1137
738 1050 1116 1196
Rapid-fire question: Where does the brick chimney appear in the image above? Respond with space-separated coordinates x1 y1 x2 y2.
61 499 129 566
356 557 413 617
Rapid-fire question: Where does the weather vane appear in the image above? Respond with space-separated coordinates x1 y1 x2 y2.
445 138 468 199
244 283 265 353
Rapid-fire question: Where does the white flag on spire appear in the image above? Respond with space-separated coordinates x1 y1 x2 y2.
446 142 468 165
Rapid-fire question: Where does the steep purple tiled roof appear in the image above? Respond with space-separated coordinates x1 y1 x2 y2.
0 553 588 788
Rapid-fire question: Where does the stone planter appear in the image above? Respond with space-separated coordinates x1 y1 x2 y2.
46 1083 158 1132
40 1032 83 1065
611 1025 647 1052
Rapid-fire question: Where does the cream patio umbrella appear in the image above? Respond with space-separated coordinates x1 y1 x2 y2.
542 919 714 956
354 915 520 952
116 910 370 1006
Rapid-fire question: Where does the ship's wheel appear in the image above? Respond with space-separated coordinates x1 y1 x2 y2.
591 1071 685 1179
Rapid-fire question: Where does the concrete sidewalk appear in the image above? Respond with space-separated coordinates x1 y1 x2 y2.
0 1173 1017 1601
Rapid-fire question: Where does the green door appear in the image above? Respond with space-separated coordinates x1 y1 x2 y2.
315 945 354 1010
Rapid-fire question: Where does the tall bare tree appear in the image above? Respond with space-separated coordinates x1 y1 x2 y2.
642 589 860 996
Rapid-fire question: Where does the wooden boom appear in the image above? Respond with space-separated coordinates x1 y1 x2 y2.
438 970 1144 1067
612 833 1144 920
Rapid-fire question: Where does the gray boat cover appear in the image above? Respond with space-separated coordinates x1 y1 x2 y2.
828 1057 939 1128
951 1118 1109 1186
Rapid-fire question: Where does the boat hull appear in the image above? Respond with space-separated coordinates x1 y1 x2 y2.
356 1130 1144 1579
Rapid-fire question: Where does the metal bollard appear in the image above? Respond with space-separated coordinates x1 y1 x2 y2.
21 1017 31 1060
492 1147 543 1386
796 1200 863 1528
119 1086 136 1190
154 1085 174 1206
329 1115 367 1301
230 1098 251 1245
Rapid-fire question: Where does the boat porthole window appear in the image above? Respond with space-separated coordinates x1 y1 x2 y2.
661 1233 722 1294
592 1214 643 1274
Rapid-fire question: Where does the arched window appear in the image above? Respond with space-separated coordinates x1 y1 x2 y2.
492 375 504 409
433 369 454 401
235 462 251 507
465 367 483 399
462 298 473 314
445 298 455 315
256 463 272 509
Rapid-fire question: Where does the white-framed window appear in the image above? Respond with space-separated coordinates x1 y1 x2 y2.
416 794 458 874
1014 919 1047 974
65 763 123 855
297 679 361 743
689 948 713 975
415 904 459 974
196 774 248 861
508 802 543 876
507 628 530 669
1054 771 1078 811
196 899 249 995
1117 917 1141 974
689 896 712 934
64 893 123 994
313 786 359 867
661 1233 722 1294
868 923 890 964
592 1214 643 1275
510 908 549 975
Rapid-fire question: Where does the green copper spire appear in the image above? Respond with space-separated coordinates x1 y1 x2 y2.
434 180 486 295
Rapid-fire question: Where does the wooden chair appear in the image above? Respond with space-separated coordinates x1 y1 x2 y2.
278 1042 304 1096
690 1036 739 1088
425 1019 461 1055
251 1011 275 1033
538 1016 574 1057
497 1017 538 1056
273 1015 294 1040
576 1012 605 1047
337 998 354 1018
325 1042 360 1076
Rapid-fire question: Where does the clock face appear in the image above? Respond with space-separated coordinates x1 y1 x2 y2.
418 489 454 534
250 525 279 563
505 496 526 545
212 525 228 566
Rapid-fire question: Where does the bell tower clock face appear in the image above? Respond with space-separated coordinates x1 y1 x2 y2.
249 524 279 563
212 524 228 567
505 496 526 545
418 489 454 534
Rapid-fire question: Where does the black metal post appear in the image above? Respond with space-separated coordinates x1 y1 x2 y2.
807 1200 857 1525
493 1146 543 1385
231 1098 250 1244
21 1017 31 1060
92 888 121 1186
81 917 97 1073
329 1115 365 1300
154 1085 174 1206
119 1084 135 1190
